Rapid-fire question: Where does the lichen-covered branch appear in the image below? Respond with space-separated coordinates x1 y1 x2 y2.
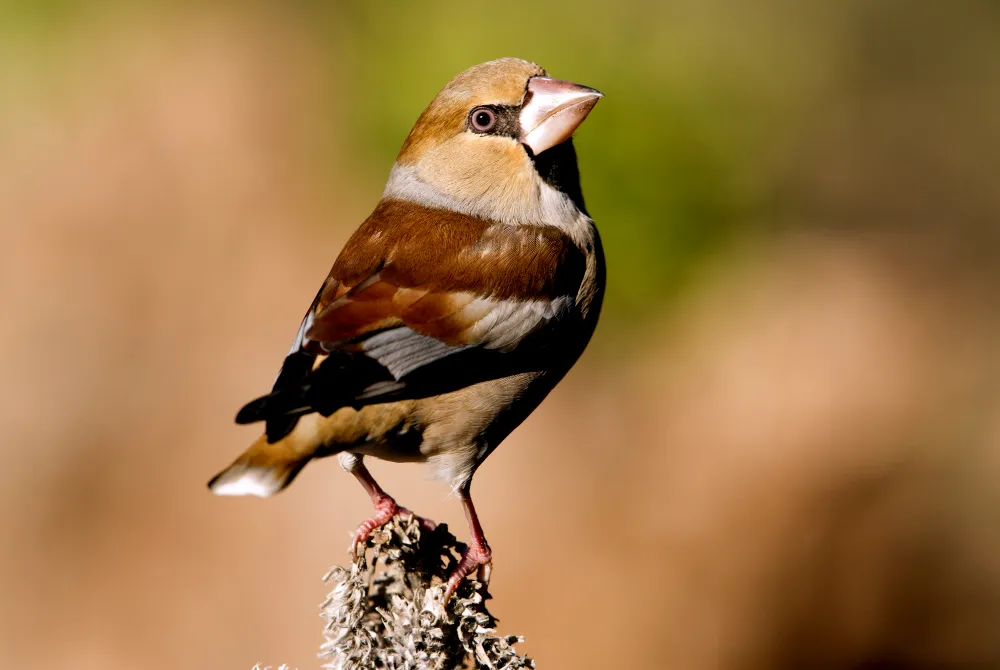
319 515 534 670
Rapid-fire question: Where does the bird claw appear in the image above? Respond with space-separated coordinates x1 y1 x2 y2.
349 496 437 556
445 540 493 600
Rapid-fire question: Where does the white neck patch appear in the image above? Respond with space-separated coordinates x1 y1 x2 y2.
383 163 595 249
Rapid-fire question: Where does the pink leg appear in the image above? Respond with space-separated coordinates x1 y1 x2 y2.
347 457 434 555
445 483 493 599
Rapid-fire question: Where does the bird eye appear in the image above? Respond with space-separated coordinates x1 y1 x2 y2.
470 107 497 132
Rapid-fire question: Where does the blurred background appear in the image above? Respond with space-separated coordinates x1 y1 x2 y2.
1 1 999 668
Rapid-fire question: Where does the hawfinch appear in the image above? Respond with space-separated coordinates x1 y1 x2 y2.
209 58 604 597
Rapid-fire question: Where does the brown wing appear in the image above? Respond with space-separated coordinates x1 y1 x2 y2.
237 199 586 438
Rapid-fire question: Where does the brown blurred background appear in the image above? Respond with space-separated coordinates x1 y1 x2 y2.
2 1 999 668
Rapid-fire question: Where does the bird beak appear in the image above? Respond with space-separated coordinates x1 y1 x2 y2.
519 77 603 156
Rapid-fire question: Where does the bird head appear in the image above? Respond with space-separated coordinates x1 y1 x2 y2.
385 58 602 224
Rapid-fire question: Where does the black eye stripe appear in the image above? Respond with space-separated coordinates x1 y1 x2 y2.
467 105 520 138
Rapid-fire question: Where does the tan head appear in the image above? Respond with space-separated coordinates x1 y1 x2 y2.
384 58 602 226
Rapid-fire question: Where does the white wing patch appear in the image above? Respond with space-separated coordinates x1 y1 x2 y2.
273 310 315 386
472 296 574 351
362 328 470 379
358 295 574 379
287 310 315 356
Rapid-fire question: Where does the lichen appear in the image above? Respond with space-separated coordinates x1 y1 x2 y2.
319 515 534 670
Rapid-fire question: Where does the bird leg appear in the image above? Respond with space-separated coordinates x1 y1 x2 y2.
342 454 434 556
445 482 493 599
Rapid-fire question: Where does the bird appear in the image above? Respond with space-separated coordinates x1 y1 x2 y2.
208 57 604 598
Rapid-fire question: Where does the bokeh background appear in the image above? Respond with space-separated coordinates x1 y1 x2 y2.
2 1 999 668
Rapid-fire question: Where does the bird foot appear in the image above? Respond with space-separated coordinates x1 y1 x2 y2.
445 539 493 600
350 495 436 556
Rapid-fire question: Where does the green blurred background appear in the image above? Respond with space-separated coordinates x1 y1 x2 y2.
1 1 999 668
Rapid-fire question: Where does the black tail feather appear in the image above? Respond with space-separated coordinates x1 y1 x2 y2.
234 351 315 442
234 389 307 425
235 349 395 442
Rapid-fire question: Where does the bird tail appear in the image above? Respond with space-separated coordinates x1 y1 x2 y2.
207 431 312 498
234 349 400 443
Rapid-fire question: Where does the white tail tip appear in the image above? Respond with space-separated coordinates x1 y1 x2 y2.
208 466 284 498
